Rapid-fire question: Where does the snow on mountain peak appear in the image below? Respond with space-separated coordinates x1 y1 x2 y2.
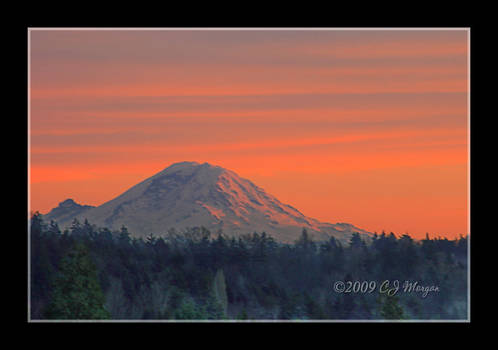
44 161 372 243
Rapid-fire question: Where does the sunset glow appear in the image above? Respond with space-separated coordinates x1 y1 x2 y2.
29 29 469 239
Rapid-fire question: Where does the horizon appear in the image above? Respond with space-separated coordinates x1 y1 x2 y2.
28 28 469 239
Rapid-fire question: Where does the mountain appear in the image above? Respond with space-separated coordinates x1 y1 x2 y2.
43 161 372 244
43 199 95 225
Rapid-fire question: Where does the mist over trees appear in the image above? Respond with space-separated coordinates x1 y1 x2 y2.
30 212 468 320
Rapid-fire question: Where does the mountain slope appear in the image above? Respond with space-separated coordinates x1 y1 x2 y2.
44 161 371 243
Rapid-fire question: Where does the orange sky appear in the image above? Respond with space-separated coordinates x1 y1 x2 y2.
28 29 469 239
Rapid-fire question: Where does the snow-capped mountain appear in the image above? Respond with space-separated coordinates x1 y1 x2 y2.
43 161 372 243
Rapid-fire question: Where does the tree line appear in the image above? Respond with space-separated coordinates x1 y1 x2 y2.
30 212 468 320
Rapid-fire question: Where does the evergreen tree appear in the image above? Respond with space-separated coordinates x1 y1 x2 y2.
296 228 314 252
175 298 207 320
30 211 45 240
304 292 327 319
379 294 405 320
205 292 225 320
118 225 131 245
349 232 365 249
236 308 249 320
212 269 228 316
47 220 61 236
44 243 110 319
